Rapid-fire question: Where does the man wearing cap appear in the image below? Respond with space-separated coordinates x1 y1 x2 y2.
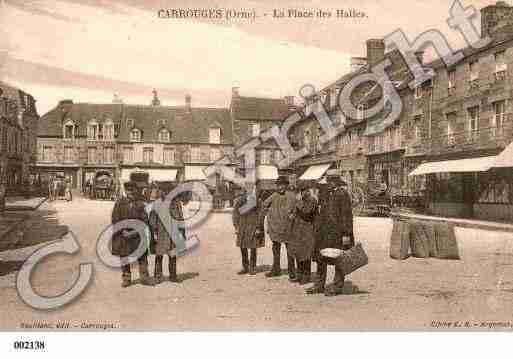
111 181 152 287
232 185 265 275
306 170 354 296
261 176 297 280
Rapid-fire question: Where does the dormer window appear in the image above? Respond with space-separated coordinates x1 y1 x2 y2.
158 128 170 142
209 127 221 144
63 119 76 139
104 119 114 141
130 128 142 142
87 120 99 141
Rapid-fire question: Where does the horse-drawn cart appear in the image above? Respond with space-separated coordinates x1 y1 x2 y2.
90 170 116 201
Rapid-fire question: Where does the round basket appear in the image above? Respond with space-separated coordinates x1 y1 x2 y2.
319 248 343 265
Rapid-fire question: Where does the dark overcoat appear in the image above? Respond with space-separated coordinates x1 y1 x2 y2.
289 195 318 261
313 186 354 260
232 195 265 249
111 196 151 257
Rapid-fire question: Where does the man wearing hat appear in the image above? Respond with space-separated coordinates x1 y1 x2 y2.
232 185 265 275
261 175 298 280
111 181 152 287
306 170 354 296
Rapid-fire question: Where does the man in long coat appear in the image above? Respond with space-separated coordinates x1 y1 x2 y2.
149 187 182 283
289 185 317 284
306 170 354 296
261 176 297 280
111 181 152 287
232 187 265 275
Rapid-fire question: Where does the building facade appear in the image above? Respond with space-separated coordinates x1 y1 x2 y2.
0 82 39 190
36 93 234 189
230 88 296 185
289 1 513 222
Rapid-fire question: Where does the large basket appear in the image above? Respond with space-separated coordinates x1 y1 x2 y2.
320 242 369 275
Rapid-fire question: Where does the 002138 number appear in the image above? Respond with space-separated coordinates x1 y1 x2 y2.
13 340 46 350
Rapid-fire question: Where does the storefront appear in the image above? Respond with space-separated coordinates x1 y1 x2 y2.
409 150 513 221
367 150 405 194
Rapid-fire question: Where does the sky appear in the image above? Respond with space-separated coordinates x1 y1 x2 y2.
0 0 496 115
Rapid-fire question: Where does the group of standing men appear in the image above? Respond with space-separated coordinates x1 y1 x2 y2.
111 181 186 287
232 170 354 296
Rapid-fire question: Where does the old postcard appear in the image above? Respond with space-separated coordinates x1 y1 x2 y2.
1 0 513 343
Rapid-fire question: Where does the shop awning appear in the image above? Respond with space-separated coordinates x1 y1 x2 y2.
121 168 178 182
184 166 207 181
299 164 331 181
492 142 513 168
256 165 279 180
409 156 497 176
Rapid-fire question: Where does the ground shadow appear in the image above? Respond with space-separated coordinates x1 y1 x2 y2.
254 264 272 273
129 272 200 287
0 260 24 277
7 209 69 251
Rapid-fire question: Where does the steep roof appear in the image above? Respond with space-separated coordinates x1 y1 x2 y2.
39 103 233 144
231 96 291 121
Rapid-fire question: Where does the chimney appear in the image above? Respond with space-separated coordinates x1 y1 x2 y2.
232 87 240 97
366 38 385 66
350 57 367 72
112 93 123 104
151 89 160 106
481 1 513 38
185 94 191 112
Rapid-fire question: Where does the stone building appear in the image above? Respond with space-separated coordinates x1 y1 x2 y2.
290 2 513 223
0 81 39 190
407 1 513 221
36 92 234 189
229 87 296 185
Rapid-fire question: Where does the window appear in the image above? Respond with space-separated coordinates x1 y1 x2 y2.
414 86 423 99
250 122 260 137
260 149 270 165
104 121 114 141
63 120 75 139
158 129 170 142
191 146 201 162
495 51 507 81
446 112 457 145
143 147 154 163
104 147 114 163
303 131 311 152
209 127 221 144
42 145 54 162
448 69 456 96
130 129 141 142
87 147 97 164
492 100 506 136
123 147 134 164
64 146 73 162
274 150 283 164
413 115 423 141
467 106 479 142
126 118 134 129
87 121 100 140
210 147 221 163
163 147 175 164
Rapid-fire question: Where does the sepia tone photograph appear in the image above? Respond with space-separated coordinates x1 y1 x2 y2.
0 0 513 340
